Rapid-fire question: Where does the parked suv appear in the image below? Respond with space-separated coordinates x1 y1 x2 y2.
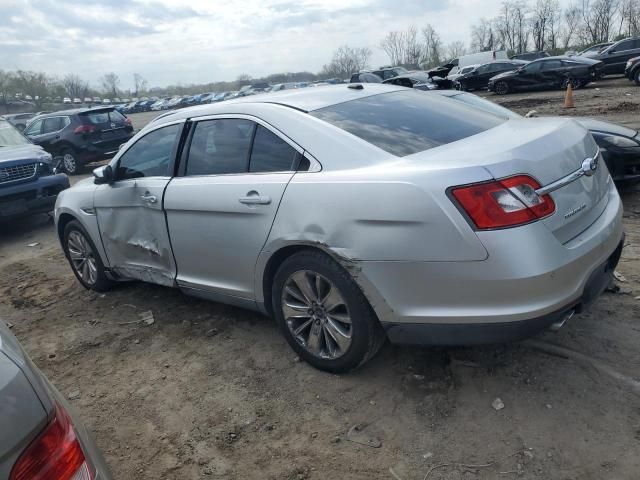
0 118 69 219
625 56 640 85
23 107 134 175
592 37 640 74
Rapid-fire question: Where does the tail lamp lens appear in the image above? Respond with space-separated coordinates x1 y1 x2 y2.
10 403 94 480
73 125 96 135
451 175 555 229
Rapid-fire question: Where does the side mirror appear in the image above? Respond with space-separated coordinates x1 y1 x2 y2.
93 165 113 185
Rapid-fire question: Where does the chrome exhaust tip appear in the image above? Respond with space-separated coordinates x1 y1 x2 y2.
550 310 575 332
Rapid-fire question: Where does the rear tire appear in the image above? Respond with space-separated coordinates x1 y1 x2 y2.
494 81 509 95
59 147 82 175
635 69 640 86
63 220 113 292
562 78 580 90
272 250 385 373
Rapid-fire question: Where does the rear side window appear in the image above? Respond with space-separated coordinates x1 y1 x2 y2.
109 110 127 123
310 90 504 157
249 126 298 172
85 112 110 124
186 119 255 176
42 117 69 134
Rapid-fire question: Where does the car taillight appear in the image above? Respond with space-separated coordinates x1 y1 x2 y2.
73 125 96 135
451 175 555 230
124 117 132 125
10 403 94 480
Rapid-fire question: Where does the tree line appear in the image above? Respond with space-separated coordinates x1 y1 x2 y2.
1 0 639 112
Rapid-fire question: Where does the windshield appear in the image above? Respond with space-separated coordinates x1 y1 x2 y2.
311 90 505 157
0 121 31 147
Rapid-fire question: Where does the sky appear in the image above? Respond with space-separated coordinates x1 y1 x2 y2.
0 0 564 90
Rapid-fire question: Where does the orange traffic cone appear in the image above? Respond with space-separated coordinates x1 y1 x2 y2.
563 82 575 109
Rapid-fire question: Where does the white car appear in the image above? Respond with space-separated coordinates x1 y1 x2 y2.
63 97 72 104
73 98 82 104
447 64 479 81
102 99 111 104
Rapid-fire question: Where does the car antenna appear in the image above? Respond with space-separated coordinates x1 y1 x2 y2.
348 84 364 90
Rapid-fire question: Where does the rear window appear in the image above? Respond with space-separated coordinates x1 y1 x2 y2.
85 112 110 124
310 90 505 157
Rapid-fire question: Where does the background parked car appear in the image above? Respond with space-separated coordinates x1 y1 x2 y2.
592 37 640 74
488 56 603 94
2 113 35 131
625 56 640 84
578 42 614 57
349 72 383 83
455 60 528 91
23 107 134 175
0 319 112 479
447 64 479 82
382 70 449 90
510 51 550 61
0 117 69 219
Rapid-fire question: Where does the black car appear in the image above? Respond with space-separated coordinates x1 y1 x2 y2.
426 60 457 79
23 107 134 175
510 51 550 61
0 118 69 219
349 72 383 83
350 67 408 83
625 56 640 84
436 90 640 185
455 60 528 91
382 71 451 90
592 37 640 75
488 56 603 95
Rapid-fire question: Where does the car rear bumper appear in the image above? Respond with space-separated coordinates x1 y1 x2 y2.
0 174 69 218
357 182 624 345
76 133 134 163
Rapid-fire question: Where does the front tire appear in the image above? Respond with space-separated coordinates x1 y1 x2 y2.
59 147 82 175
272 250 385 373
635 69 640 86
63 220 112 292
494 81 509 95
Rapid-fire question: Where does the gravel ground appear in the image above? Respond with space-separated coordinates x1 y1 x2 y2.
1 77 639 480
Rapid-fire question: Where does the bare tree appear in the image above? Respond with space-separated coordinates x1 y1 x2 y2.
100 72 120 98
404 26 426 67
133 73 147 97
422 24 443 68
532 0 561 51
619 0 640 36
581 0 619 44
321 45 372 78
62 74 88 99
471 18 497 51
13 71 50 107
380 31 406 66
446 40 467 59
561 4 583 48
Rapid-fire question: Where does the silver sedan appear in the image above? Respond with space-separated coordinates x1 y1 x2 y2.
54 84 624 372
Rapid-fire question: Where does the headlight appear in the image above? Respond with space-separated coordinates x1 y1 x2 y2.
597 134 639 148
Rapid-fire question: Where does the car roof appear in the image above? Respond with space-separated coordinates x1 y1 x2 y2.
35 106 115 117
530 55 600 64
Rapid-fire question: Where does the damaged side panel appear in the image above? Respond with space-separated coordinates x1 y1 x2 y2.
94 178 176 287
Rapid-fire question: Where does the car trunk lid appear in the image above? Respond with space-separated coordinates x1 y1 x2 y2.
412 118 610 243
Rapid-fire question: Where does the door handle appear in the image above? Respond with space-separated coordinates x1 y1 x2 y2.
141 193 157 204
239 193 271 205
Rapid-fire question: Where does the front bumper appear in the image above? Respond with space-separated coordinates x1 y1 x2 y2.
0 174 69 218
357 182 624 345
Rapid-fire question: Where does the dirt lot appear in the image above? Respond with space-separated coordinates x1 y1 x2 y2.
1 77 639 480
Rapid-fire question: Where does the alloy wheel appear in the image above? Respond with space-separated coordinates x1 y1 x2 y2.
281 270 352 359
67 230 98 285
495 81 509 95
63 153 77 174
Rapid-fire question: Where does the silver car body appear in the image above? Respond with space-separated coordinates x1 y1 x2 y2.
0 320 112 479
55 84 623 344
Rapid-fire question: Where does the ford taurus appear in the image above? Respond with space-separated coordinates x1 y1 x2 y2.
54 84 624 372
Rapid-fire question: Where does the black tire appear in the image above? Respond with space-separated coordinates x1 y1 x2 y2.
59 147 83 175
494 81 509 95
562 78 580 90
635 69 640 86
272 250 385 373
63 220 113 292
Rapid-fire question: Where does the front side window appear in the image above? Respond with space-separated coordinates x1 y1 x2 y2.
249 125 298 173
24 119 42 136
523 62 542 73
185 119 254 176
541 60 562 70
116 123 181 180
311 90 504 157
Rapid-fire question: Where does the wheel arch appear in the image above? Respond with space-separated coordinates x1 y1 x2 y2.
56 210 110 268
